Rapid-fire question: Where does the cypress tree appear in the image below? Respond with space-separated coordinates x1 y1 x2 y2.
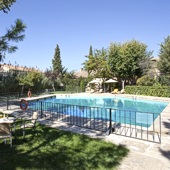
157 36 170 74
89 45 93 56
52 44 62 75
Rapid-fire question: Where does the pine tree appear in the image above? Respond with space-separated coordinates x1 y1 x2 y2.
52 44 62 75
0 19 26 62
0 0 16 13
0 1 26 62
157 36 170 74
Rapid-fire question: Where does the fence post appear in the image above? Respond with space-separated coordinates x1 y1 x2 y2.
106 108 112 135
160 114 161 143
109 109 112 133
6 97 9 110
18 92 21 98
41 101 43 118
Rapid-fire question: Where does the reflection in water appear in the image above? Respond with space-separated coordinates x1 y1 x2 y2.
53 97 167 114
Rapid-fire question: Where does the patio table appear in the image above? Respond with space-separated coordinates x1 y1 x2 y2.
0 117 15 124
0 117 16 147
0 117 15 133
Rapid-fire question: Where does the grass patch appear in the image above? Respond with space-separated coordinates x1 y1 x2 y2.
0 123 129 170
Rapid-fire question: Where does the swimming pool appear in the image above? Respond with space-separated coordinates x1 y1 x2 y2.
53 96 167 113
29 96 168 127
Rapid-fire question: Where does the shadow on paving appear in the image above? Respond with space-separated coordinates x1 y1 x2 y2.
0 99 20 111
0 101 8 110
159 148 170 161
162 119 170 135
0 123 129 170
159 119 170 161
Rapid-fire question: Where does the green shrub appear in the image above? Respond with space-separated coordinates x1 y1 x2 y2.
136 75 157 86
159 75 170 86
125 85 170 97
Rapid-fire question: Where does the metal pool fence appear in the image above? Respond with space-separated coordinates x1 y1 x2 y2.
0 96 20 110
28 100 162 143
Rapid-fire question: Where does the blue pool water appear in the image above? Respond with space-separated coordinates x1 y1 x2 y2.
31 96 168 127
43 96 168 113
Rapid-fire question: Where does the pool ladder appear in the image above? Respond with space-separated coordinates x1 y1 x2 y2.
133 92 140 100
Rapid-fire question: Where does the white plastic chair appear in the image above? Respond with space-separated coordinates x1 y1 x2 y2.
20 112 38 138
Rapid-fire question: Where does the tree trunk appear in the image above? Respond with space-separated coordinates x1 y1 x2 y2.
52 83 55 92
21 85 24 96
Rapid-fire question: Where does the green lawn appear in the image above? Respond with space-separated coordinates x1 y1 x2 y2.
0 123 129 170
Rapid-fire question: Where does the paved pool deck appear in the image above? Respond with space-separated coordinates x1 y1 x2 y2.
1 93 170 170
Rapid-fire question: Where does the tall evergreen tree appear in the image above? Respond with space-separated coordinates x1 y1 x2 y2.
52 44 67 79
82 45 93 75
52 44 62 74
157 36 170 74
89 45 93 56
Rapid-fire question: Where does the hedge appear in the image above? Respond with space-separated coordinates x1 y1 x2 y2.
125 86 170 97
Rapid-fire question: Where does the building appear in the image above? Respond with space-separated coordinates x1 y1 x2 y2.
0 63 40 76
73 68 88 78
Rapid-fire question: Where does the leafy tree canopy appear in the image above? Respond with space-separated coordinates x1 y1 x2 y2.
44 68 61 91
28 71 44 88
108 40 152 84
17 73 34 90
17 71 44 93
136 75 156 86
83 47 110 79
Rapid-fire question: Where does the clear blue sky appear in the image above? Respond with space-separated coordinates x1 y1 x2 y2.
1 0 170 72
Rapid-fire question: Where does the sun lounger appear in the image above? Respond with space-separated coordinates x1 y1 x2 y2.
111 89 118 94
90 89 95 93
98 89 103 93
118 89 125 94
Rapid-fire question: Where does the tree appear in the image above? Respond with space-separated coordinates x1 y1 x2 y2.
62 71 76 84
157 36 170 74
0 70 19 92
89 45 93 56
17 71 44 94
0 0 16 13
52 44 62 75
0 19 26 62
17 73 34 95
52 44 67 79
108 40 152 85
43 68 61 91
82 45 94 75
136 75 157 86
83 47 110 79
0 1 27 62
158 75 170 86
27 71 44 91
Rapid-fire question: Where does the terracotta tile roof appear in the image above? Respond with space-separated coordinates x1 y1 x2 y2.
0 63 41 72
